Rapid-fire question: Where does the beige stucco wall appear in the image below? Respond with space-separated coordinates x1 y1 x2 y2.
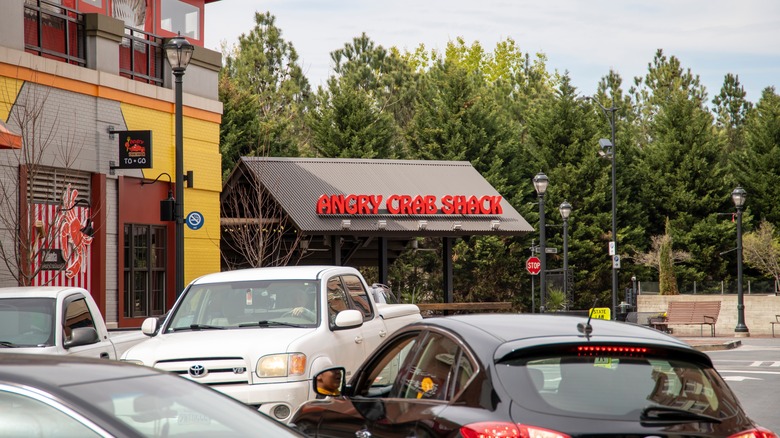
637 294 780 337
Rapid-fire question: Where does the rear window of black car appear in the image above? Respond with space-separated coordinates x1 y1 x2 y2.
496 354 742 420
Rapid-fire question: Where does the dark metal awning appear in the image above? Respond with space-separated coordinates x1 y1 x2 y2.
230 157 533 238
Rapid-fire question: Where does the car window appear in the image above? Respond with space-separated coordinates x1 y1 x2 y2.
66 372 302 437
400 332 461 401
0 388 104 437
342 274 373 319
355 333 419 398
0 298 55 347
167 280 318 330
63 296 97 342
497 354 741 420
326 277 350 326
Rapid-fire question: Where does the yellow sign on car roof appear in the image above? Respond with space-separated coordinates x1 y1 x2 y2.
589 307 611 320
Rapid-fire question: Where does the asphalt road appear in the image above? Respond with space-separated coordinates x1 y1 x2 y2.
702 337 780 433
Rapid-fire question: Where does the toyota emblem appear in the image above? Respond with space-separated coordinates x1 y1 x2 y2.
189 364 208 378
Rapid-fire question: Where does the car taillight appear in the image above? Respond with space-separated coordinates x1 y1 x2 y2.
576 345 648 358
460 422 571 438
728 427 779 438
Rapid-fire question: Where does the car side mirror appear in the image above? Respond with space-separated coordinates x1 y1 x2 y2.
64 327 100 349
141 317 158 336
313 367 345 397
333 309 363 329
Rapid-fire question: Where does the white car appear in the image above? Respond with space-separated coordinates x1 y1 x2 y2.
122 265 421 423
0 286 145 359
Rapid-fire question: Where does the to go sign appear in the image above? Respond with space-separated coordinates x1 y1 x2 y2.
526 256 541 275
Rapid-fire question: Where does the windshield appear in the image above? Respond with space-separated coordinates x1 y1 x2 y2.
165 280 319 332
0 298 55 347
497 353 742 421
67 372 301 437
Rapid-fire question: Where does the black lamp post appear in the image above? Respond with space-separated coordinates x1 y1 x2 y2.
533 172 549 312
582 96 619 319
164 34 194 297
732 186 750 336
559 201 572 310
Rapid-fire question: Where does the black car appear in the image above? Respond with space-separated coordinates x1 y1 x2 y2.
291 314 777 438
0 353 305 437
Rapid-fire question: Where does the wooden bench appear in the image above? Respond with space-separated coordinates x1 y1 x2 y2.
414 302 512 316
654 301 721 337
772 315 780 338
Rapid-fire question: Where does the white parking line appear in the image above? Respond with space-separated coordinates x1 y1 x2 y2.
723 376 762 381
718 370 780 375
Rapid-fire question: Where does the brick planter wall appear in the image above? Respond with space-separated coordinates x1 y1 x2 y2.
637 294 780 337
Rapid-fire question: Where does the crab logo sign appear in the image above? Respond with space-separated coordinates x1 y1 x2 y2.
526 256 541 275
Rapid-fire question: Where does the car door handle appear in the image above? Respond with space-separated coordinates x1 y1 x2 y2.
354 336 363 344
355 428 372 438
100 352 110 359
379 330 387 338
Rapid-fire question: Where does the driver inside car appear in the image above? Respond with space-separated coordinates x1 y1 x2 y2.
289 289 316 321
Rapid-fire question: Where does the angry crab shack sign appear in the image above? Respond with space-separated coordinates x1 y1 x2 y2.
316 194 503 215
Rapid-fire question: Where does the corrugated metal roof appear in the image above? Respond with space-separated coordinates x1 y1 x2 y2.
234 157 533 236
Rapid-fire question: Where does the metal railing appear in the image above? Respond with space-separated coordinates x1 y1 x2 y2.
23 0 86 66
640 279 779 295
119 26 164 86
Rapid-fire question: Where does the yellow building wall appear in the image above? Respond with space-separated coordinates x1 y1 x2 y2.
0 77 23 121
121 103 222 283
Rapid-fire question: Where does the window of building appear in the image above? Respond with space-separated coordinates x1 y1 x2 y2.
123 224 166 318
159 0 199 40
78 0 104 14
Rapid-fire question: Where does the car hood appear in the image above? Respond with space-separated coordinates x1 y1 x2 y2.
0 346 59 354
123 327 315 362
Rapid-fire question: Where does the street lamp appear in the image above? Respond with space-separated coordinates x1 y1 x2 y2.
732 186 750 336
559 201 572 310
533 172 549 312
582 96 619 319
164 34 194 297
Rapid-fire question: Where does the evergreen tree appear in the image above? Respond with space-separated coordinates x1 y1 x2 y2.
730 87 780 225
658 219 679 295
631 50 733 285
219 12 311 178
712 73 752 155
307 35 409 158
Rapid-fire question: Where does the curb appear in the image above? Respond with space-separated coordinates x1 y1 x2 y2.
688 340 742 352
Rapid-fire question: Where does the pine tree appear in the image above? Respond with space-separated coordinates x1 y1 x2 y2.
307 34 409 158
219 12 311 179
658 219 679 295
730 87 780 225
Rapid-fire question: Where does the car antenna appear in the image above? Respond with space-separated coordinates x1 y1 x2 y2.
577 298 598 339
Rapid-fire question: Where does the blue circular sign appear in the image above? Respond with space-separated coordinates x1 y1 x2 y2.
186 211 204 230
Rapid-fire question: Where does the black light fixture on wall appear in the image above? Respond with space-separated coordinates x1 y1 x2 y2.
141 173 175 222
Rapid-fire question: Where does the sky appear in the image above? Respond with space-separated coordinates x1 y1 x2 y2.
205 0 780 104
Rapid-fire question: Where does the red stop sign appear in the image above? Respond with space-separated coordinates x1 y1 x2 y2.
526 256 541 275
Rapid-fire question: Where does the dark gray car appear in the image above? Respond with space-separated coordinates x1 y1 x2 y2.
292 314 777 438
0 353 305 437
